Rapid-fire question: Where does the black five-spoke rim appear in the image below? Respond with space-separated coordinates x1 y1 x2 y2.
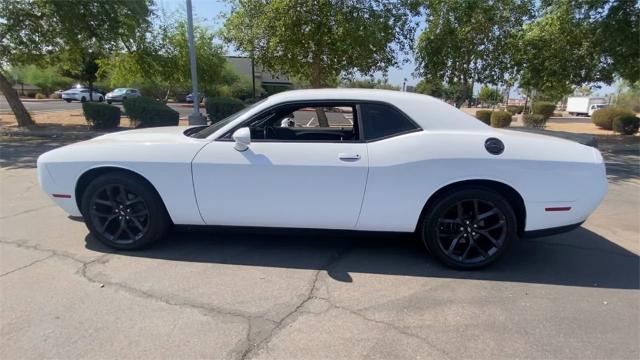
436 199 507 264
89 184 149 244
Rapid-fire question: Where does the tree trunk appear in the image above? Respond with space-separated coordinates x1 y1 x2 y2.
311 53 322 88
0 71 35 127
89 82 94 101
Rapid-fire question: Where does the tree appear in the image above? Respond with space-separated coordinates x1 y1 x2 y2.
592 0 639 83
414 0 533 107
98 16 228 101
7 65 74 95
415 78 446 98
341 78 400 90
223 0 415 88
478 86 503 107
0 0 152 126
514 1 639 102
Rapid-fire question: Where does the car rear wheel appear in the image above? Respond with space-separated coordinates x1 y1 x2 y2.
107 100 112 104
98 96 104 102
64 99 72 103
420 187 517 269
80 97 86 102
81 173 169 250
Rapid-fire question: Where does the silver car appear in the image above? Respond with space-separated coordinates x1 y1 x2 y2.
105 88 141 104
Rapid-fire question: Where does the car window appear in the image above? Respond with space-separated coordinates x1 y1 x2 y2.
191 99 267 139
360 103 419 141
246 103 359 142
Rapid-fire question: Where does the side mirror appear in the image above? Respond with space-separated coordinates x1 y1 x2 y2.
232 127 251 152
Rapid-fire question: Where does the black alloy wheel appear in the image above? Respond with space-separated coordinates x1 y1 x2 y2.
421 187 517 269
81 172 169 250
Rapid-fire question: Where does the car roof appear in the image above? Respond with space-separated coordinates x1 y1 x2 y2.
265 89 486 131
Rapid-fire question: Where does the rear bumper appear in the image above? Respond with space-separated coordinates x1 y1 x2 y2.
522 221 584 238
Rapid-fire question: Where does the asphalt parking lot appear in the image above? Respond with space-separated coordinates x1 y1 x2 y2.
1 136 638 359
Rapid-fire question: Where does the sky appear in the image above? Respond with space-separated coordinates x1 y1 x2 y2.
157 0 616 97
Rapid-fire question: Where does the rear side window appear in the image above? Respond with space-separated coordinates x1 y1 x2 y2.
360 103 419 141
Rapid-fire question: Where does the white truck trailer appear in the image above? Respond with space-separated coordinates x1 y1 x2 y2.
566 97 608 116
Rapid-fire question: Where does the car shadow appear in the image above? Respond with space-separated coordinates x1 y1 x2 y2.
85 226 639 290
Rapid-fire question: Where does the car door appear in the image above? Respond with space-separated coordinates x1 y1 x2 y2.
191 102 369 230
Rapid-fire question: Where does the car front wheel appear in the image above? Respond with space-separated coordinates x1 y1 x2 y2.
64 99 72 103
81 172 169 250
420 187 517 269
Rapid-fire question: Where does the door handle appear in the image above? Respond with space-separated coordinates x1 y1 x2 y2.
338 153 361 160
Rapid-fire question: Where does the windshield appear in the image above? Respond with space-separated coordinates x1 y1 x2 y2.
112 88 127 95
192 99 267 139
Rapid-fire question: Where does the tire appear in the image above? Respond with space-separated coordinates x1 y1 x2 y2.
65 99 72 103
80 172 169 250
420 187 517 270
107 100 112 104
81 97 86 103
99 96 104 102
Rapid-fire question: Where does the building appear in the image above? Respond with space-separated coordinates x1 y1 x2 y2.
226 56 293 95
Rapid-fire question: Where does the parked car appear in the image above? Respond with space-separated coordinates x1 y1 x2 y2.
37 89 607 269
61 88 104 103
566 96 608 116
185 92 204 103
106 88 141 104
52 89 65 99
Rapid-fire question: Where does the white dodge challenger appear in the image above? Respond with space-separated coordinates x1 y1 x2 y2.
37 89 607 269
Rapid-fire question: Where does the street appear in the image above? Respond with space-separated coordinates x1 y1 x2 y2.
0 95 196 118
0 136 638 359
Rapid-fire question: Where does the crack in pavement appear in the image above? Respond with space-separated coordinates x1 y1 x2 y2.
0 239 93 264
326 301 451 359
0 253 54 277
239 248 350 360
2 237 451 359
0 238 278 357
0 204 56 219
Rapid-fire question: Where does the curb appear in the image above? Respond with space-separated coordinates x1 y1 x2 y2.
20 98 63 103
0 128 119 140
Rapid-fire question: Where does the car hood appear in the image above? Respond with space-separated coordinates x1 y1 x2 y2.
89 126 195 144
37 126 208 166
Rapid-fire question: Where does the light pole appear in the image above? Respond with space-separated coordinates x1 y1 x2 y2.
186 0 205 125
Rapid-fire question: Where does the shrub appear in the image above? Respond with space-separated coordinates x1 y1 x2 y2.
506 105 524 115
49 93 59 99
612 114 639 135
123 97 179 128
522 114 547 128
475 110 493 125
532 102 556 119
35 93 46 99
490 111 512 128
592 107 635 130
82 102 121 130
205 96 246 123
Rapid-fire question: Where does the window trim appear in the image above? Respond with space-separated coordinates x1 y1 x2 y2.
216 99 421 144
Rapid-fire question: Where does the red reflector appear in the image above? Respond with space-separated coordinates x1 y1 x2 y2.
52 194 72 199
545 207 571 212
